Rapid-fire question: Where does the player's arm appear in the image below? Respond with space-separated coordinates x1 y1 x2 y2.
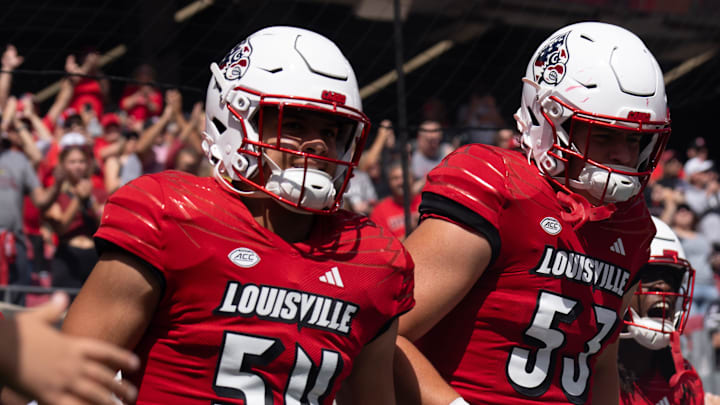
62 249 163 350
395 217 492 404
395 335 464 405
591 282 638 404
336 319 400 405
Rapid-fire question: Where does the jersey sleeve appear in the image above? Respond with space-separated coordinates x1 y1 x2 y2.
368 242 414 340
94 174 166 271
390 245 415 318
345 215 415 340
419 144 508 260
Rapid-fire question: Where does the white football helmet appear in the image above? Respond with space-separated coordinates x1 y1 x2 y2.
514 21 671 205
621 217 695 350
203 26 370 214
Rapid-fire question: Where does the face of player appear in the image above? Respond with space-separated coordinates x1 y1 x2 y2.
630 265 681 320
571 121 642 170
260 107 341 177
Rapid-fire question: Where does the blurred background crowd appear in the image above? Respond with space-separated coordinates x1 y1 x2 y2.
2 0 720 395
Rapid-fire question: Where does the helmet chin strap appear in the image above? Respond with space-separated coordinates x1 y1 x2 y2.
620 308 675 350
568 163 641 204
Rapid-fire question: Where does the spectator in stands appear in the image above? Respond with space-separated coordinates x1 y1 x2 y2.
165 100 205 169
1 46 76 143
358 119 396 199
44 138 106 291
650 150 686 189
1 98 43 167
682 158 720 248
370 159 421 239
683 158 719 216
66 50 110 118
93 113 125 169
421 97 449 128
493 128 520 150
0 292 139 405
344 168 378 215
0 45 23 111
0 131 63 304
456 90 506 145
646 181 685 224
410 120 452 194
685 137 709 163
104 130 143 194
672 203 718 316
120 63 163 131
136 89 185 173
707 249 720 392
169 146 202 174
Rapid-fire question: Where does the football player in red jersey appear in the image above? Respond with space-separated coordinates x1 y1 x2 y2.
618 216 700 404
59 26 414 404
618 216 720 405
394 22 671 404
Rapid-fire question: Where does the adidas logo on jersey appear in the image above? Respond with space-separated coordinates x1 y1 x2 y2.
610 238 626 256
319 267 344 288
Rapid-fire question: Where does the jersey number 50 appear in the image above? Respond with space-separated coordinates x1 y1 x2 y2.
213 332 342 405
506 290 617 404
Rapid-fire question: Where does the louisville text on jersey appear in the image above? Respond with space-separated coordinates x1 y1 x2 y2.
530 246 631 297
214 281 359 335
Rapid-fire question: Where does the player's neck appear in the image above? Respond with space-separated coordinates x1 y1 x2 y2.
243 197 315 243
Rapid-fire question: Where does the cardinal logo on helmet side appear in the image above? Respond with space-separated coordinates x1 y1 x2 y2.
219 39 253 81
533 31 570 86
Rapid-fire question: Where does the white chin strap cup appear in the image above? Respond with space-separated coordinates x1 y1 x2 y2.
265 167 337 212
571 164 641 203
620 308 675 350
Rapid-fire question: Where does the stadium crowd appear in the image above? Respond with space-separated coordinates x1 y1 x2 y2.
2 39 720 395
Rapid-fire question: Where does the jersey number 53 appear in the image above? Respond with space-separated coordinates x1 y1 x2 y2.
506 290 617 404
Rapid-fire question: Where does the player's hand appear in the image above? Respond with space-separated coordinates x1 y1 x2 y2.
5 292 140 404
2 44 24 71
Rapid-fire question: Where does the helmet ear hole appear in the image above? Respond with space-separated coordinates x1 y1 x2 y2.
527 107 540 126
212 117 227 134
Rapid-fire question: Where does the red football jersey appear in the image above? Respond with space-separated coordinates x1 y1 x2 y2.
95 171 414 404
619 361 704 405
416 145 655 404
369 194 421 239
